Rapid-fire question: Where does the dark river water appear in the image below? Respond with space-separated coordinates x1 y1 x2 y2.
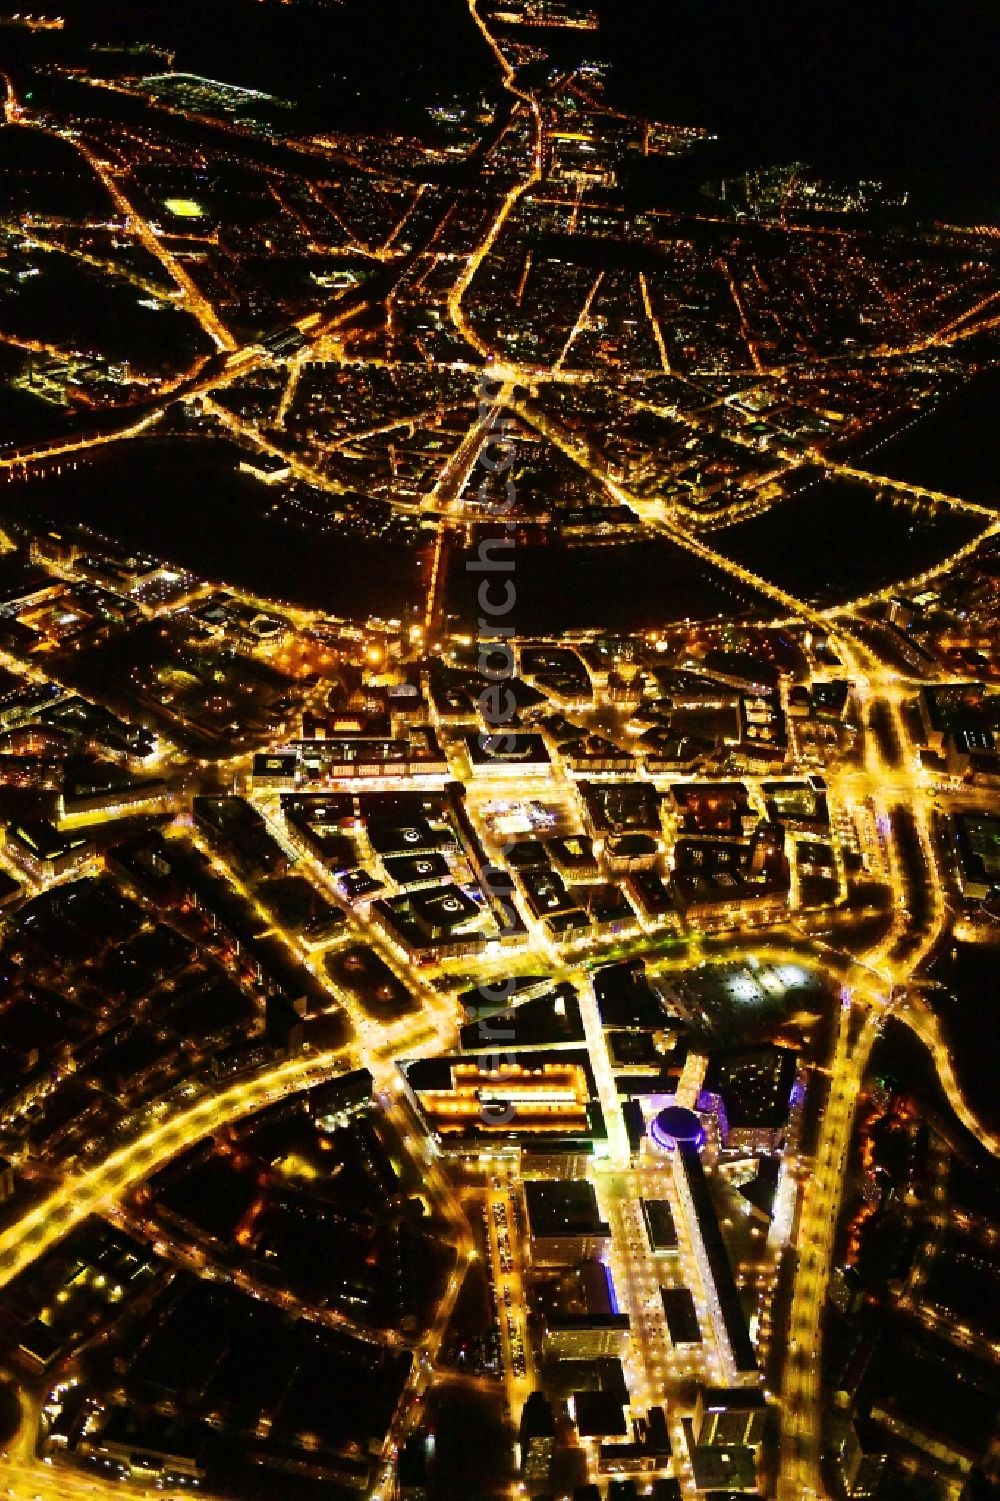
838 369 1000 510
711 474 986 607
0 438 425 621
3 434 989 628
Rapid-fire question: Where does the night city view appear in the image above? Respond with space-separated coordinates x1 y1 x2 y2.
0 3 998 1500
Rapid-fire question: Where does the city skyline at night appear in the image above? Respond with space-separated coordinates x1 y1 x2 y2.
0 4 997 1501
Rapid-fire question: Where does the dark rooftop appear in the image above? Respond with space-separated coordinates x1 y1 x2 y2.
525 1179 609 1239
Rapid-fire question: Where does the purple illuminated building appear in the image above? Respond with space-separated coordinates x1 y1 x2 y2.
649 1105 706 1152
